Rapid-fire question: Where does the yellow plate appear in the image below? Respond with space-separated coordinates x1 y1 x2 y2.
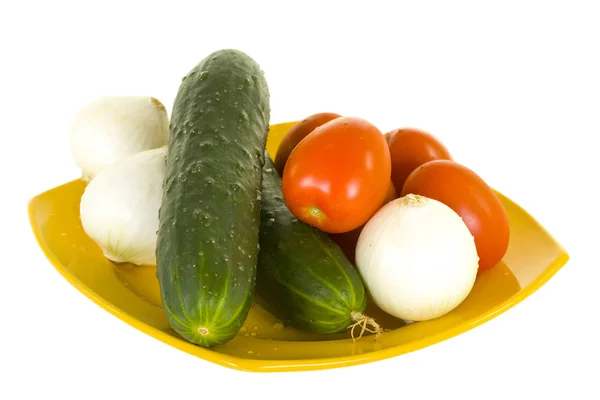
28 121 569 372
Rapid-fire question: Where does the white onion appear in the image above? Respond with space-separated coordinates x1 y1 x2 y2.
79 147 167 266
70 96 170 181
355 194 479 321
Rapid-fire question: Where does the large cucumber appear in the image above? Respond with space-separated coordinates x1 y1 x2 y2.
156 49 270 347
256 152 379 336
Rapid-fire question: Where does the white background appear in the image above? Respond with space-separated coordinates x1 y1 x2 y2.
2 1 598 399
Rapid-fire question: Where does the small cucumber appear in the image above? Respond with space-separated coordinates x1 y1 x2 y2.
256 152 380 336
156 49 270 347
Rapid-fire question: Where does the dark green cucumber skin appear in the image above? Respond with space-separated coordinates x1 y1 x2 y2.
256 153 367 334
156 49 270 347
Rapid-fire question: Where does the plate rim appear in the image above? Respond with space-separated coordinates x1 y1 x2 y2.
28 123 570 373
28 182 569 373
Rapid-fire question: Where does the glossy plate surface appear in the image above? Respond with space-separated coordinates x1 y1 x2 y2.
28 121 569 372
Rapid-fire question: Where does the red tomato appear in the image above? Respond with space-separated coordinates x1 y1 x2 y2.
401 159 510 272
282 116 391 234
330 180 397 264
385 128 452 194
274 112 341 175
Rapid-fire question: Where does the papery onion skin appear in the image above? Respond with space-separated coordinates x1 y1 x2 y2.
355 194 479 321
70 96 170 181
79 147 167 266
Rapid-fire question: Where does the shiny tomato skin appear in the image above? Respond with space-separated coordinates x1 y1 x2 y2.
330 180 397 264
385 128 452 194
401 159 510 272
282 116 391 234
274 112 341 174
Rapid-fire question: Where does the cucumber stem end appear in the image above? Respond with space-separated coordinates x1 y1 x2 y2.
197 327 210 336
348 312 382 342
